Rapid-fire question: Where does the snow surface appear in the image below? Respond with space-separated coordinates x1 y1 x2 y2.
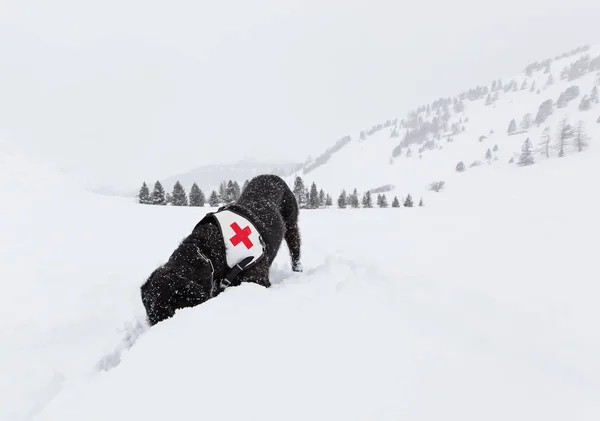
2 132 600 421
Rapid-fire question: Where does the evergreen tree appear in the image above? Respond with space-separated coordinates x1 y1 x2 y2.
535 99 554 126
308 182 319 209
455 161 466 172
493 144 499 152
579 95 591 111
521 113 532 130
403 194 413 207
293 176 307 208
337 190 348 209
209 190 220 207
151 181 167 205
138 182 151 204
318 189 326 207
242 179 250 192
218 181 228 204
171 181 188 206
591 86 599 103
538 128 551 158
349 188 360 208
378 194 388 208
419 198 424 207
556 118 574 157
485 148 492 160
165 193 172 205
391 196 400 208
325 193 333 207
507 118 517 134
232 181 241 201
361 191 373 208
517 138 535 166
574 121 589 152
189 183 205 207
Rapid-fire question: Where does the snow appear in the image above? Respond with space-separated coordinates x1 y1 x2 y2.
288 46 600 199
3 46 600 421
2 131 600 421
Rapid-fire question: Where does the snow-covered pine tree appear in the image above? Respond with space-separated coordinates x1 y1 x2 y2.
232 181 241 202
521 113 532 130
535 99 554 125
189 183 205 207
493 144 499 152
242 179 250 192
538 128 551 158
419 198 424 207
318 189 325 208
517 138 535 166
138 182 150 204
349 188 360 208
579 95 591 111
485 148 492 160
591 86 599 103
337 190 347 209
379 194 388 208
574 121 589 152
361 191 373 208
151 181 167 205
325 193 333 207
455 161 466 172
293 176 307 208
225 181 236 204
403 194 413 207
507 118 517 134
165 193 172 205
171 181 188 206
392 196 400 208
308 182 319 209
209 190 220 207
556 118 574 157
218 181 228 204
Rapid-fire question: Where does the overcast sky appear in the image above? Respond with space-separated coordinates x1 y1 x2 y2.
1 0 599 190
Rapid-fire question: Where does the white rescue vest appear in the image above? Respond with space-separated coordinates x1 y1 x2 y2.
212 209 265 270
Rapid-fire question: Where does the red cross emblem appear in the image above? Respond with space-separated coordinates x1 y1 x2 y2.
229 222 254 249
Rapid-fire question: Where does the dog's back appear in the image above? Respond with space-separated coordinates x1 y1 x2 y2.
232 174 301 269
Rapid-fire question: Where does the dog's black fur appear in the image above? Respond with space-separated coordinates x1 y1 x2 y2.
140 174 302 326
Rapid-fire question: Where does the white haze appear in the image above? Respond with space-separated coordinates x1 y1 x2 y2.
1 0 599 190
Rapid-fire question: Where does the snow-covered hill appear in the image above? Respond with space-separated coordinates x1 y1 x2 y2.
4 140 598 421
288 44 600 201
155 159 304 197
2 44 600 421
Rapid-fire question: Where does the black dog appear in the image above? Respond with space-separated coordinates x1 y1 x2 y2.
140 174 302 326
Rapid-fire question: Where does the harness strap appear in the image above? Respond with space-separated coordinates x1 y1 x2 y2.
219 256 254 290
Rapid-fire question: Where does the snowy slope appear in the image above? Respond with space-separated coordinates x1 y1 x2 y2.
288 44 600 200
1 136 599 420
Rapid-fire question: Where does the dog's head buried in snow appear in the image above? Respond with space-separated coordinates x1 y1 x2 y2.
140 174 302 326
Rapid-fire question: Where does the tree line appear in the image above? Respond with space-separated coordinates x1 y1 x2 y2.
138 179 248 207
138 176 424 209
293 177 423 209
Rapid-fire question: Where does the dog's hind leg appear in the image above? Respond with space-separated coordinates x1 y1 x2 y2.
281 188 302 272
